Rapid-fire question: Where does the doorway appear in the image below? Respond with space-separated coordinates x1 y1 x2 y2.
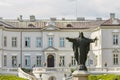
47 55 54 67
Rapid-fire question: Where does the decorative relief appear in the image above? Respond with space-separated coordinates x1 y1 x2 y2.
113 48 119 53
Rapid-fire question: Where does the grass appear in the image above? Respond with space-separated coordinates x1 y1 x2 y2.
1 73 120 80
0 75 27 80
89 74 120 80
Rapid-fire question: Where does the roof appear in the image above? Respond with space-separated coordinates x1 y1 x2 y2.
1 17 120 29
101 18 120 26
1 19 104 29
0 20 15 28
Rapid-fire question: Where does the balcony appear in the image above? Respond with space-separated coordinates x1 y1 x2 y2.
33 67 120 74
33 67 71 74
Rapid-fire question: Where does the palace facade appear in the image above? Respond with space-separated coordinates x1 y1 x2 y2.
0 13 120 80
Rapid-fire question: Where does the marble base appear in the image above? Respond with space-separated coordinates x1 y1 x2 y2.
72 70 89 80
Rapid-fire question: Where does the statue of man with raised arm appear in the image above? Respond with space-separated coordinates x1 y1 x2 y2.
66 32 97 71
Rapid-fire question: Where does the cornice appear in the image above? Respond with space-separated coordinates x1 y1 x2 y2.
99 25 120 29
0 25 100 32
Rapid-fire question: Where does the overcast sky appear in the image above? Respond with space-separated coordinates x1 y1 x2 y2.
0 0 120 19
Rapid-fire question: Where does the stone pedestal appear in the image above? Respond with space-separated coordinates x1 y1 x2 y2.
72 70 89 80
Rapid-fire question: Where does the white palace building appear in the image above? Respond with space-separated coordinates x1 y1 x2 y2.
0 13 120 80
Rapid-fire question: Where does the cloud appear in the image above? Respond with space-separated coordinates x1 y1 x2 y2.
0 0 120 19
0 1 12 6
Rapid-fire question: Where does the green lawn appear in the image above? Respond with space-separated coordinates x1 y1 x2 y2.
89 74 120 80
0 75 27 80
1 74 120 80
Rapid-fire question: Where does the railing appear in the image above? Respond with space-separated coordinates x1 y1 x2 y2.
65 76 72 80
0 68 18 75
88 67 120 74
33 67 71 73
88 67 120 71
33 67 120 74
18 68 36 80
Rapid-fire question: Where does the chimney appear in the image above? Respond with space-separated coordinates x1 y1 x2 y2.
110 13 115 19
96 18 102 21
50 17 56 21
30 15 36 22
18 15 23 21
62 18 65 21
77 17 85 21
0 17 3 20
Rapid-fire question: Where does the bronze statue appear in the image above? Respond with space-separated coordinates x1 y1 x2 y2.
66 32 97 71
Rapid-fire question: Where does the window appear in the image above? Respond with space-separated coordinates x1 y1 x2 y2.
4 36 7 47
113 54 118 65
36 37 42 47
4 55 7 66
95 38 98 46
71 56 76 66
59 56 65 67
87 56 93 66
89 59 93 65
12 37 17 47
36 56 42 67
25 56 31 66
48 37 53 47
113 34 118 45
25 37 30 47
60 37 65 47
12 56 17 67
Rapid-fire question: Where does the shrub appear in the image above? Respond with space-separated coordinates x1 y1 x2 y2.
21 68 31 73
70 68 75 73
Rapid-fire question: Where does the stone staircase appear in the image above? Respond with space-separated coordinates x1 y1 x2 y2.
18 68 37 80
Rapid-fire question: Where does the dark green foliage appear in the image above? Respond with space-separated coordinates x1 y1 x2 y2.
70 68 75 73
89 74 120 80
21 68 31 73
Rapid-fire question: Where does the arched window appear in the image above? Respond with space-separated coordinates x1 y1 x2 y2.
28 24 35 27
48 76 56 80
66 24 72 27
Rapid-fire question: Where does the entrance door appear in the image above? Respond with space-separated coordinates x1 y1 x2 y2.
47 55 54 67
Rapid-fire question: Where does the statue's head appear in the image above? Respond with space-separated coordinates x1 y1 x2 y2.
79 32 84 38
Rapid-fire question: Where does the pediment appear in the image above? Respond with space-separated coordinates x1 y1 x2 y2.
0 21 15 28
42 21 60 30
43 46 58 52
113 49 120 53
41 26 60 31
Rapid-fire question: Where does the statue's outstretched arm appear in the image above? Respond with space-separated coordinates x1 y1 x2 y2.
66 37 76 42
86 37 98 43
93 37 98 42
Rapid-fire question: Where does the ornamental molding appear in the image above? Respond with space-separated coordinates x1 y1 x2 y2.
112 48 120 53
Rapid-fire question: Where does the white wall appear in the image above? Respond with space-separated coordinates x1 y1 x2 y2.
3 31 21 50
3 28 119 68
0 30 82 68
0 29 3 67
101 29 113 49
